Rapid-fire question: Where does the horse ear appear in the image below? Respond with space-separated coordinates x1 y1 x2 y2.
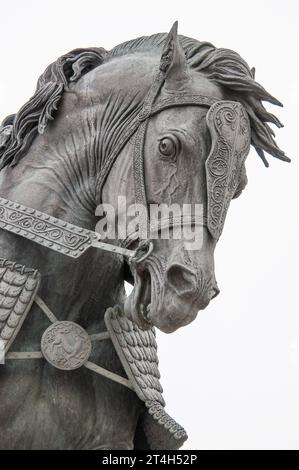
160 21 190 89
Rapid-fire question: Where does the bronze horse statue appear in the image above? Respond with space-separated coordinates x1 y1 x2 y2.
0 23 288 449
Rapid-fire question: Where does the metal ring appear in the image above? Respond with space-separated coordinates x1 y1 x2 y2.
131 241 154 264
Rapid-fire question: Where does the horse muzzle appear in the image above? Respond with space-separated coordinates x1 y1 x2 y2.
124 242 220 333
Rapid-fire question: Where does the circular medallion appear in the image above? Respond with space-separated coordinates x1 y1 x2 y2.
41 321 92 370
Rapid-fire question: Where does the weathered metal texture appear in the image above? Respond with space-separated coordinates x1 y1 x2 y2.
0 258 40 352
0 197 135 259
205 101 251 239
0 19 287 450
41 321 92 370
105 305 187 449
105 305 164 405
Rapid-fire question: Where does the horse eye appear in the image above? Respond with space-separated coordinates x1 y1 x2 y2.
158 137 176 158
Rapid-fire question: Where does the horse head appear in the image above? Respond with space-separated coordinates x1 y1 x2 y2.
0 21 290 451
100 22 289 333
0 23 288 335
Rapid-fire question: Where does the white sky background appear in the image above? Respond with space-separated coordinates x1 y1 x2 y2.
0 0 298 450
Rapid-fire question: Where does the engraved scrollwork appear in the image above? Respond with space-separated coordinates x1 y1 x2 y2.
8 211 23 222
205 101 251 239
215 105 238 130
45 228 62 240
31 220 48 232
210 204 222 222
63 232 83 247
210 158 228 177
211 182 226 204
16 216 34 229
0 200 90 253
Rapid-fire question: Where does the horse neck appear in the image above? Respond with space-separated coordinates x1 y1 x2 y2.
0 109 125 328
7 114 97 226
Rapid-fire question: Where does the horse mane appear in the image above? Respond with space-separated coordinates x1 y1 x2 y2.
0 47 107 170
0 33 289 170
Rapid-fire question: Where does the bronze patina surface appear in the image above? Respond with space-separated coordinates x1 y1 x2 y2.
0 22 288 449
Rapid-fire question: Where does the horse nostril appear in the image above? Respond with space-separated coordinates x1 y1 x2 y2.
209 285 220 300
166 264 197 296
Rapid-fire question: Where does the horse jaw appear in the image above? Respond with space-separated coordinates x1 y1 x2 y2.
124 264 154 330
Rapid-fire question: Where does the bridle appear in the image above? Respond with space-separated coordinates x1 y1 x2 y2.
96 69 218 204
0 64 217 263
96 60 250 250
0 56 250 261
95 66 218 257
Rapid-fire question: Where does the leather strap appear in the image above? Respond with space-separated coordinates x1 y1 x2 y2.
133 120 149 209
130 80 217 238
121 214 208 249
6 352 43 360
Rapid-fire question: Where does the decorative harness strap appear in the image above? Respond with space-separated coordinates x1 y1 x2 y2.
0 196 145 261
